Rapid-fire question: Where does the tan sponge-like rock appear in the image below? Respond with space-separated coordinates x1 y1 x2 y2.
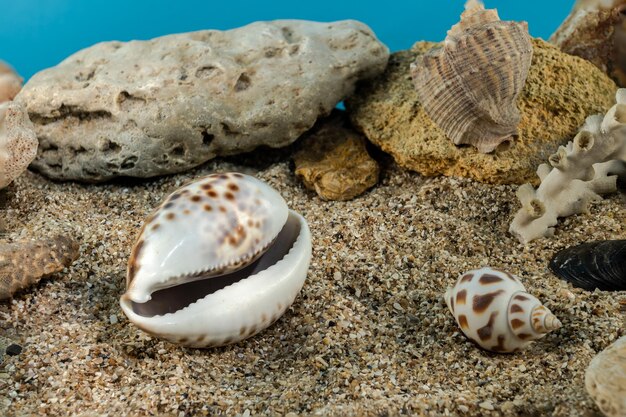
348 39 617 185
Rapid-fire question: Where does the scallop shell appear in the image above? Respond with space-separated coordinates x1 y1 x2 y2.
120 172 312 348
444 267 562 353
410 0 533 153
549 240 626 291
0 235 80 300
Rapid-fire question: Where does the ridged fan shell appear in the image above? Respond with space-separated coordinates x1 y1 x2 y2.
411 1 533 153
549 240 626 291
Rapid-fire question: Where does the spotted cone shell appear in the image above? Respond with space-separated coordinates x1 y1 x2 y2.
444 267 562 353
125 172 288 304
411 0 533 153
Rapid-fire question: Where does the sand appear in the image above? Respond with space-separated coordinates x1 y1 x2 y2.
0 149 624 417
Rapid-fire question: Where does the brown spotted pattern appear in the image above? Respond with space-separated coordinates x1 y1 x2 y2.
456 289 467 305
125 172 288 297
479 274 504 284
510 318 525 329
0 235 80 300
460 273 473 283
491 335 508 352
477 311 498 341
472 289 505 313
445 267 560 353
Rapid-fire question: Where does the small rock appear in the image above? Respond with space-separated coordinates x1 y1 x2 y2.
17 20 389 182
109 314 118 325
501 401 515 413
348 38 616 184
478 401 495 411
294 111 379 200
586 336 626 417
5 344 22 356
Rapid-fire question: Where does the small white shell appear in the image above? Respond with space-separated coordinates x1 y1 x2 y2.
444 267 562 353
120 172 312 348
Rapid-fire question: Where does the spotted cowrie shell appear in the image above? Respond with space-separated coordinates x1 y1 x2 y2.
120 172 312 348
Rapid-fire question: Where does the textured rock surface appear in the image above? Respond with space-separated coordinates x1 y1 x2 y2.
294 111 379 201
348 38 617 185
0 235 80 300
0 62 22 103
586 336 626 417
16 20 389 182
0 102 38 189
550 0 626 86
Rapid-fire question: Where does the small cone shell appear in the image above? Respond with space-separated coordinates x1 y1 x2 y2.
530 306 562 333
444 267 562 353
411 1 533 153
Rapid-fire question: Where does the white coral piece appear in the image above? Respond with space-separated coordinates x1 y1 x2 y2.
0 101 38 189
510 88 626 244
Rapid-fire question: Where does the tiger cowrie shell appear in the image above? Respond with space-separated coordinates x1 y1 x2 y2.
120 172 312 348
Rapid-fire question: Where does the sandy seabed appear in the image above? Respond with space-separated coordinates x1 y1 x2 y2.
0 150 624 417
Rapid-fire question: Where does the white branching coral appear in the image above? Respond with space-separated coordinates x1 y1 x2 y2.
510 88 626 244
0 101 38 189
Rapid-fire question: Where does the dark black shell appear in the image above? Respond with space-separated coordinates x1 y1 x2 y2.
549 240 626 291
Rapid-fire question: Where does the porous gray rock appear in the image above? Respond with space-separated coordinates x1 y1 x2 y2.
16 20 389 182
0 102 38 189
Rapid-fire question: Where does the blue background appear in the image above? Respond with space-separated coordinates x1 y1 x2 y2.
1 0 574 80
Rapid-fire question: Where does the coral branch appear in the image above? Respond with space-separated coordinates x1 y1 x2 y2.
510 89 626 243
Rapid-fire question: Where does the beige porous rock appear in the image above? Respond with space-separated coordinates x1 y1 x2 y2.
348 38 617 184
551 0 626 86
0 101 38 189
15 20 389 182
586 336 626 417
0 62 22 103
294 111 379 201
